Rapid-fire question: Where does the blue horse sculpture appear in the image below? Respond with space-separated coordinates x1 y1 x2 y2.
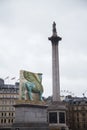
21 70 43 101
25 81 43 101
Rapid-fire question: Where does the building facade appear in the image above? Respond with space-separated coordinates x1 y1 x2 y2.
64 96 87 130
0 78 19 128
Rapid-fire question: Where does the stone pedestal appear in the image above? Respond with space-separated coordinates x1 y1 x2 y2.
48 101 68 130
12 101 49 130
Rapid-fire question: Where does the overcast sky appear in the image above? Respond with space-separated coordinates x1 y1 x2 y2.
0 0 87 97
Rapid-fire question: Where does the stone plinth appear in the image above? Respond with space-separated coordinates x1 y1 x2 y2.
12 101 49 130
47 101 68 130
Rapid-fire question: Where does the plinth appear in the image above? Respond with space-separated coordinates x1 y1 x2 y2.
12 100 49 130
47 101 68 130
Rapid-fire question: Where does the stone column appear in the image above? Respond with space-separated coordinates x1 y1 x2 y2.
48 22 62 102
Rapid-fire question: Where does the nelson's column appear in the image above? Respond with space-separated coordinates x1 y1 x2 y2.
49 21 61 102
48 22 68 130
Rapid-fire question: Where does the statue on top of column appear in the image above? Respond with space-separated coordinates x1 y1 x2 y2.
52 21 57 36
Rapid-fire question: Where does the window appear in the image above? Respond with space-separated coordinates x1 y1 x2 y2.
77 118 79 122
2 113 3 116
8 119 10 123
73 101 76 104
49 112 57 123
59 112 65 123
4 119 6 123
1 119 3 123
11 119 13 123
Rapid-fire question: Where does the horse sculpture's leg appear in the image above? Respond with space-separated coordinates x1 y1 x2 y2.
39 91 43 101
25 82 33 100
28 87 33 100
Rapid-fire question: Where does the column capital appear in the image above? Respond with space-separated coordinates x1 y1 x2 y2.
48 36 62 44
48 22 62 44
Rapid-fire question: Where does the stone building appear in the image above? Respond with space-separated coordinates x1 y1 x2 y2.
0 78 19 129
64 95 87 130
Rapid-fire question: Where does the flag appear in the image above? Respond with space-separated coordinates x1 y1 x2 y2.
4 76 9 80
11 77 16 80
17 79 19 81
